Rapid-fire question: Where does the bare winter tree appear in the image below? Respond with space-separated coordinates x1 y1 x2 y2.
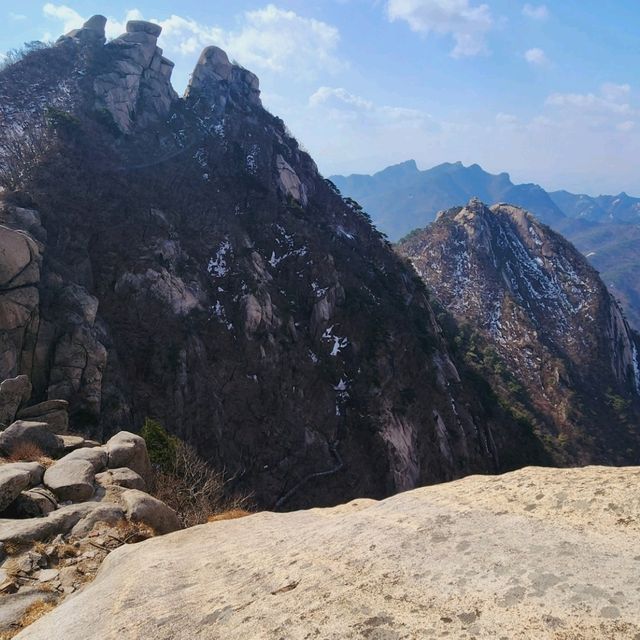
0 117 51 190
151 441 251 528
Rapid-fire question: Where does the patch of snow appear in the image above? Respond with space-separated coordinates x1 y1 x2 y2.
311 282 329 299
336 225 355 240
208 239 231 278
632 342 640 394
322 325 349 357
246 144 259 174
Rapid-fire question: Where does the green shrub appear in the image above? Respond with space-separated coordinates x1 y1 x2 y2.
141 417 178 472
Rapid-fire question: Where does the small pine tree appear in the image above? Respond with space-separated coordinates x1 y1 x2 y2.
141 418 178 472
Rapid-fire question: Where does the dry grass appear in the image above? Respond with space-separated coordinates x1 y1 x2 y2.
0 600 56 639
207 509 253 523
1 541 30 557
6 442 54 466
150 441 253 528
113 519 155 543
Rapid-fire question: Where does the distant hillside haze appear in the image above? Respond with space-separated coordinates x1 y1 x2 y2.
332 161 640 329
550 190 640 224
330 160 566 241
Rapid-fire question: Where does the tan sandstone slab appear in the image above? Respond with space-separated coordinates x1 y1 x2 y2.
17 466 640 639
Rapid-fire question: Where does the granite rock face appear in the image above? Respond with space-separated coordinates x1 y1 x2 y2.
398 200 640 465
16 466 640 640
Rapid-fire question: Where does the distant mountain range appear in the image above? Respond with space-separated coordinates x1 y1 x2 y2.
331 161 640 328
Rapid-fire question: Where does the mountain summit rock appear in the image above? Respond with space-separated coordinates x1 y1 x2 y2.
398 200 640 463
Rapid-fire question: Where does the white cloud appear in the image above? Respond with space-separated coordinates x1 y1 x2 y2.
496 112 518 126
617 120 635 132
9 12 27 21
223 5 343 74
524 47 549 66
309 86 429 128
42 4 343 77
387 0 493 57
522 4 549 20
546 84 634 116
42 3 83 33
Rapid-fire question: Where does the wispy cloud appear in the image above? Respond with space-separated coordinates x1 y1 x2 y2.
42 3 344 77
522 4 549 20
524 47 549 66
309 86 431 128
546 83 634 116
386 0 493 58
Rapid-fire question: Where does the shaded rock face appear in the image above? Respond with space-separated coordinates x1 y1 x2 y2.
16 466 640 640
0 19 545 508
398 200 640 464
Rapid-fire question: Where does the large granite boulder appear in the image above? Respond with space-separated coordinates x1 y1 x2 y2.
10 487 58 518
121 489 180 535
0 465 32 512
95 467 146 491
0 421 64 458
62 446 108 472
43 459 95 503
16 399 69 434
105 432 152 486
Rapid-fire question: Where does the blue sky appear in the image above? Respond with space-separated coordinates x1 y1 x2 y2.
1 1 639 195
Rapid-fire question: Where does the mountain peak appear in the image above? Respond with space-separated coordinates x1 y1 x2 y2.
58 14 107 44
185 46 261 108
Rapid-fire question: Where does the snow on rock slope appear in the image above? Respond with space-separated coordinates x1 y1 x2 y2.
398 199 640 465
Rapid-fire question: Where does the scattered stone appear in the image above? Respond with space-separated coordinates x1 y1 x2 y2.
37 569 59 583
95 467 146 491
121 489 180 535
44 459 95 503
105 432 152 486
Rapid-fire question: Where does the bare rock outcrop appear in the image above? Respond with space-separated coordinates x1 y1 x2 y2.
16 466 640 640
185 46 261 110
0 375 31 428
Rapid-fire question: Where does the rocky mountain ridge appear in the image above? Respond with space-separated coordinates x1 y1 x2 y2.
332 161 640 328
0 16 547 509
398 199 640 464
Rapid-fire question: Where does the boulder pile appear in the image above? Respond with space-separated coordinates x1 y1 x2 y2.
0 375 180 636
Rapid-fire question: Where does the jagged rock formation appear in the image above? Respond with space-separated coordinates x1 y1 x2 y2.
0 423 180 636
398 200 640 463
0 18 547 508
16 465 640 639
